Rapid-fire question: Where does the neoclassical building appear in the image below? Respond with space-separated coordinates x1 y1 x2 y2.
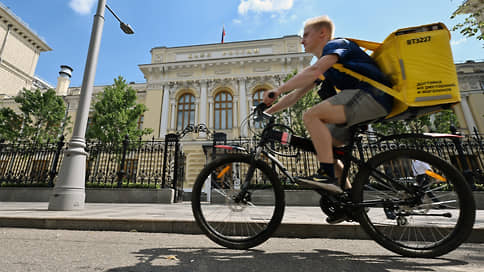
60 36 312 184
137 35 311 139
0 3 51 97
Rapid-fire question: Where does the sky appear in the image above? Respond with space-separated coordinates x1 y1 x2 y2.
1 0 483 88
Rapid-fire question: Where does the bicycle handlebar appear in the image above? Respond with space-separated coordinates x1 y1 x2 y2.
253 92 275 115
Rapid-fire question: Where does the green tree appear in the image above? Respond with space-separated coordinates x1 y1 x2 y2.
0 107 22 142
274 70 320 137
372 110 459 135
86 76 153 144
12 88 68 143
451 1 484 41
372 115 431 135
433 109 460 133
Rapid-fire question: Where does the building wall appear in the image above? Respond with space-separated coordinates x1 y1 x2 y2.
136 36 312 186
0 4 51 96
454 61 484 134
140 35 311 140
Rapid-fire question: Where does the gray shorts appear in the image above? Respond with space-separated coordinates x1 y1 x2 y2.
326 89 388 144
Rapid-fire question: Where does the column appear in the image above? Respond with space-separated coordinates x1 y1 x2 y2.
159 84 169 138
238 78 248 137
195 97 200 125
199 80 208 138
460 95 477 133
170 101 176 131
209 98 214 128
233 97 238 131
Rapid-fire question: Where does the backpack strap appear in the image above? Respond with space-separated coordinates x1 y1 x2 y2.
330 63 407 118
346 38 382 52
331 64 394 96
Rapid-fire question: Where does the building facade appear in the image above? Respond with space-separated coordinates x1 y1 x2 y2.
454 61 484 134
0 3 51 97
64 36 313 184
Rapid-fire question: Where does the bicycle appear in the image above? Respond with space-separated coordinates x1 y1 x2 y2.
191 103 476 258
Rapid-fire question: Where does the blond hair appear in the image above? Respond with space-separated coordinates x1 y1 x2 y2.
304 15 334 39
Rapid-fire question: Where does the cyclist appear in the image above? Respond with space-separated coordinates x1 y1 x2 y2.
411 160 441 205
263 15 394 199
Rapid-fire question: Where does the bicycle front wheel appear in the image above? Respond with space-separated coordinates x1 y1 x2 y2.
352 149 475 258
192 154 285 249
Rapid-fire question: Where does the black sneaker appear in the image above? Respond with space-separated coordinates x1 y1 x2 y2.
296 172 342 194
326 213 348 224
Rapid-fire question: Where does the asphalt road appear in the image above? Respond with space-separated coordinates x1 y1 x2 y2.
0 228 482 272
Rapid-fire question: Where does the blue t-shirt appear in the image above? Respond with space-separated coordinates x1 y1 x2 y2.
322 38 393 112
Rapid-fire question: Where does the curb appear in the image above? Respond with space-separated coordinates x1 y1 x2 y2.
1 216 483 243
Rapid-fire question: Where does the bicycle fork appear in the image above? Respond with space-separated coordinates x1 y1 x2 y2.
233 147 264 204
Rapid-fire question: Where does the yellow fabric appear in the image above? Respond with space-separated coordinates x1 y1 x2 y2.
328 23 460 118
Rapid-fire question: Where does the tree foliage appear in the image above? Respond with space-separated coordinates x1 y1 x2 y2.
0 107 21 142
0 88 69 143
86 76 153 144
451 1 484 41
372 109 460 135
274 70 320 137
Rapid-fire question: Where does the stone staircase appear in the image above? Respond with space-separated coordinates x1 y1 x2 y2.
182 145 207 189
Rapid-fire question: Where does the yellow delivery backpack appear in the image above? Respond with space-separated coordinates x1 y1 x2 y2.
331 22 460 120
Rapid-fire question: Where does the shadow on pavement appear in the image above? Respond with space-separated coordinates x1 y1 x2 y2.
105 246 468 272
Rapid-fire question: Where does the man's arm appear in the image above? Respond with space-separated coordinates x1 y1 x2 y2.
263 54 338 105
266 83 314 114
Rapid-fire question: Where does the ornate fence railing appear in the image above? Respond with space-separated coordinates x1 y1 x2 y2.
0 134 185 201
1 130 483 194
204 131 484 188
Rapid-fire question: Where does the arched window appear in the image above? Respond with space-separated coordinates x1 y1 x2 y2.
252 88 267 107
252 89 267 128
177 93 195 130
214 91 233 129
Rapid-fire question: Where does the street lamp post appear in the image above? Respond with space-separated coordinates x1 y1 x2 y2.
48 0 133 210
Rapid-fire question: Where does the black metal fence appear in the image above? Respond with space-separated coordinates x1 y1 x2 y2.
84 133 185 201
0 134 185 200
1 130 484 194
0 137 65 186
204 131 484 188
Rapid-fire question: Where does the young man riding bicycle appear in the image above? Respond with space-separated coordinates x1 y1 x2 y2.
263 15 394 210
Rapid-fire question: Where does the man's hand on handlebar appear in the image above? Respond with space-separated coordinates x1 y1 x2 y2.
263 89 278 106
253 90 277 122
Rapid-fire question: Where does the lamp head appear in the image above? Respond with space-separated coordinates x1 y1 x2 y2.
120 22 134 34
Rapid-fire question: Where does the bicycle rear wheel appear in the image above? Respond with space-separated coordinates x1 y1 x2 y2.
352 149 475 258
192 154 285 249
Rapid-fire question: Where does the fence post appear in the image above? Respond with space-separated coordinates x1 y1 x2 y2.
450 126 475 189
162 133 177 188
48 135 65 187
172 134 181 202
117 134 129 188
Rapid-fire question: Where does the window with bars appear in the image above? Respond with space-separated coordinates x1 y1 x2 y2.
214 91 233 129
177 94 195 130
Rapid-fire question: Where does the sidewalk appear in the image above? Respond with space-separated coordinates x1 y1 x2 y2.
0 202 483 242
